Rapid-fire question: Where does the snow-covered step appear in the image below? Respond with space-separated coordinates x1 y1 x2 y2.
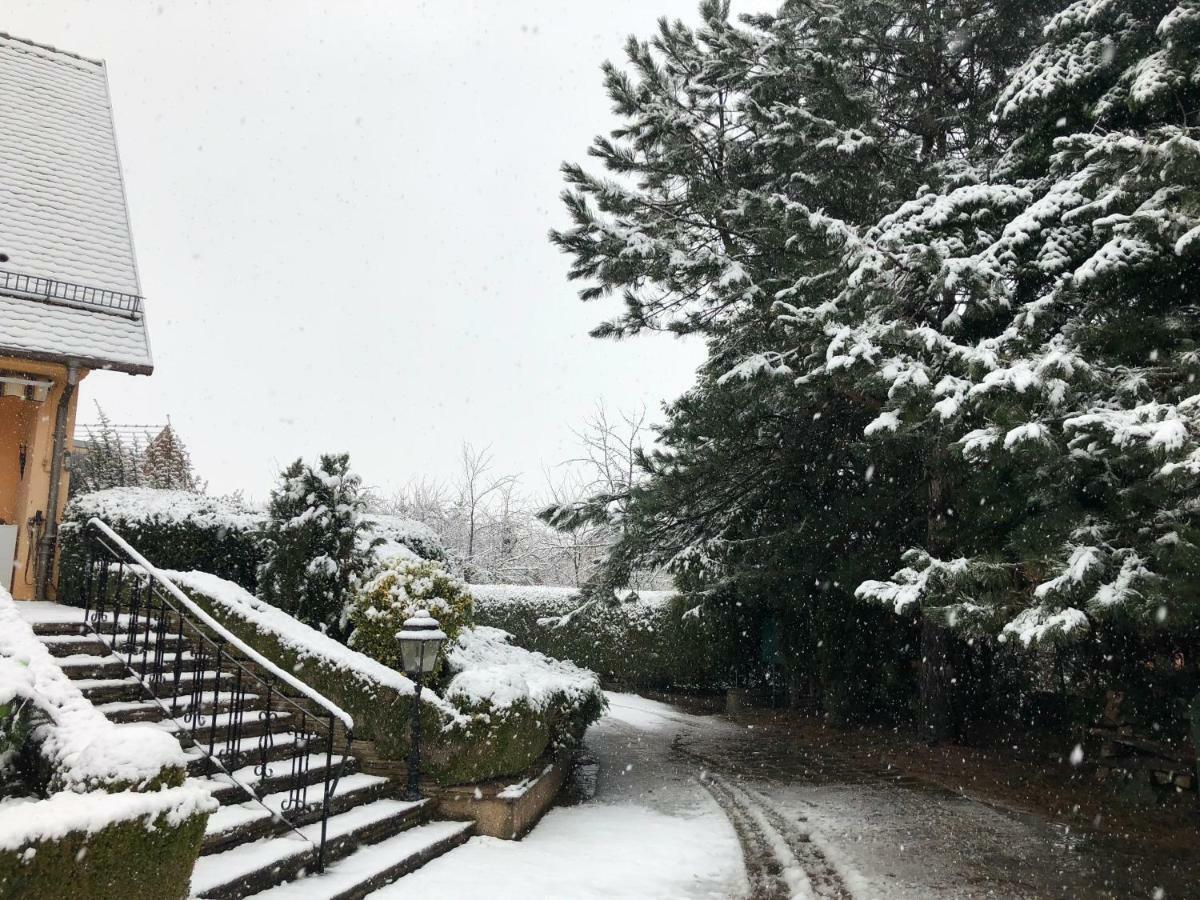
189 751 353 806
71 674 143 703
185 731 303 777
56 648 197 678
37 632 108 655
244 819 474 900
140 707 292 740
94 690 264 724
203 772 393 854
190 797 430 899
54 653 127 678
93 697 168 723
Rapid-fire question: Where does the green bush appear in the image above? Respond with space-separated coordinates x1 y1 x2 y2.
347 558 474 672
257 454 377 638
59 488 263 598
470 586 722 692
0 796 209 900
171 571 602 785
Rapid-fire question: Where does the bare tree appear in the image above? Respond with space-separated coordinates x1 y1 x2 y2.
452 443 518 578
365 410 659 588
538 466 610 586
568 401 649 510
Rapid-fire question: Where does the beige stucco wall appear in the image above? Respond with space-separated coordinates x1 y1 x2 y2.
0 355 88 599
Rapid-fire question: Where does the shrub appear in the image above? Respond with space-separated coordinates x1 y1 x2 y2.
364 514 447 564
169 570 603 784
0 788 212 900
347 558 474 672
257 454 378 638
60 488 263 597
470 585 722 691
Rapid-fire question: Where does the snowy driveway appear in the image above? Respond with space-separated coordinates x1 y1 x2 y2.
368 692 747 899
373 693 1193 899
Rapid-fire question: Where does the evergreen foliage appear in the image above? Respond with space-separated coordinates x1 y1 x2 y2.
554 0 1200 731
71 405 146 496
347 557 475 672
71 406 203 497
140 422 203 491
257 454 378 637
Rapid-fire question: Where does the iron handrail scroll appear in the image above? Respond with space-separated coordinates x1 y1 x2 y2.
79 517 354 873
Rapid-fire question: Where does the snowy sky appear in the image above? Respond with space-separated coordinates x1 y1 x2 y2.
5 1 710 499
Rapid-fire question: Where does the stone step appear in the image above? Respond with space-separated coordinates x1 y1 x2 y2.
30 619 86 637
73 667 239 704
192 751 356 807
189 797 438 900
202 772 397 855
156 707 295 745
29 605 475 900
54 653 128 679
57 649 198 680
71 674 144 703
185 732 307 778
243 819 474 900
37 632 109 656
94 697 170 724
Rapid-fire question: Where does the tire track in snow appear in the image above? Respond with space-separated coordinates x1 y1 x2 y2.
697 771 793 900
678 740 854 900
739 784 854 900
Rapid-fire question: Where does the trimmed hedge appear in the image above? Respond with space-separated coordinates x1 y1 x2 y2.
470 586 722 692
170 571 603 785
61 489 264 595
0 795 209 900
58 489 453 600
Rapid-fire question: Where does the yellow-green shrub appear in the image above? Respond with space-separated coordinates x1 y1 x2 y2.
347 557 474 671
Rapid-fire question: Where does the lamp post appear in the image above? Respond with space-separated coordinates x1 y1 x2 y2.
398 609 447 802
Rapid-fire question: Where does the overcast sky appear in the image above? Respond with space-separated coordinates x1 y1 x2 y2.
6 1 712 500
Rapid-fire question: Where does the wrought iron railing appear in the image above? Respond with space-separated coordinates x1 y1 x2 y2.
0 268 143 318
79 518 354 872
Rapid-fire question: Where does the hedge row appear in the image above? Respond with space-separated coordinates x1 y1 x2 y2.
59 489 449 599
170 570 603 785
470 585 723 692
0 790 210 900
61 489 264 593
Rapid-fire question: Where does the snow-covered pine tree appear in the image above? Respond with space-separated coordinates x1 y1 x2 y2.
141 422 204 492
783 1 1200 657
70 403 146 496
553 0 1053 716
257 454 378 637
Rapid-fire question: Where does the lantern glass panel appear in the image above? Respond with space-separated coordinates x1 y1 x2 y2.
399 638 425 675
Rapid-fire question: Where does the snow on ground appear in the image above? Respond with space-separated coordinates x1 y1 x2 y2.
368 691 747 900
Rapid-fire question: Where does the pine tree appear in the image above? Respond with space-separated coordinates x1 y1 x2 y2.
71 403 146 496
257 454 379 637
784 0 1200 652
552 0 1051 717
141 421 204 492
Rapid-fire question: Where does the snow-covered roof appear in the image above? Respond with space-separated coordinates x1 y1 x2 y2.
0 34 152 375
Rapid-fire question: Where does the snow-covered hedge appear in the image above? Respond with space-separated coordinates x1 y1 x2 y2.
0 586 186 793
0 787 212 900
470 585 722 691
59 488 450 598
61 488 265 591
364 514 446 564
168 570 603 784
0 584 213 899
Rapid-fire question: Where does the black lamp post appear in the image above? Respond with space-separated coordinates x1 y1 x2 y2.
398 609 446 802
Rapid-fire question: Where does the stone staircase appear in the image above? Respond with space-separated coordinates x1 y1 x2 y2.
27 607 473 899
